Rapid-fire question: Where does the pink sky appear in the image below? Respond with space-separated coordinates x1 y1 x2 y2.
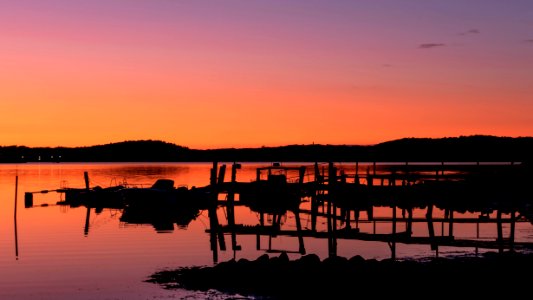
1 0 532 148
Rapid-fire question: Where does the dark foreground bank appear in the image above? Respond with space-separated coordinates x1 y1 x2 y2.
148 251 533 299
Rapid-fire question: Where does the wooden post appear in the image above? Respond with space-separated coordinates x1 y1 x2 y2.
367 206 373 221
355 209 360 229
208 206 219 264
227 172 235 241
210 162 218 186
510 211 516 251
314 162 320 181
294 208 306 254
84 171 90 190
217 164 226 185
218 231 226 251
391 206 396 260
332 203 337 255
14 176 19 215
328 162 336 186
448 210 454 238
229 163 240 251
299 166 306 185
427 204 437 251
406 208 413 237
312 162 320 232
345 209 352 230
497 210 503 253
327 197 333 257
311 196 318 232
209 161 220 263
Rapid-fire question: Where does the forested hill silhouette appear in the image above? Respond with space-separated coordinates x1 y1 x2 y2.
1 136 532 163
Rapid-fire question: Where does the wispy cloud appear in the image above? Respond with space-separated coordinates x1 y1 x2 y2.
459 29 480 36
524 39 533 43
418 43 446 49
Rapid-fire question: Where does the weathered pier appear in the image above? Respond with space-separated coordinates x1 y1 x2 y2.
25 161 533 261
204 161 533 262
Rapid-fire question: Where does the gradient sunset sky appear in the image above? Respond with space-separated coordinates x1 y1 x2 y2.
1 0 532 148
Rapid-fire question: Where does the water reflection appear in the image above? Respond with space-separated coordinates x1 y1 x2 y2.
43 162 533 263
8 161 533 299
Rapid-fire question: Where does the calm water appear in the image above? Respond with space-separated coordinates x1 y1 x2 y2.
1 162 532 299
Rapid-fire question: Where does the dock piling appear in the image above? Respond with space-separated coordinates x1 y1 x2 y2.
84 171 90 190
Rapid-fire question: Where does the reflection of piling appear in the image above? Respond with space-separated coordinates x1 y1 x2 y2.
327 163 338 257
448 210 454 238
209 162 220 263
311 162 320 232
84 207 91 236
15 176 19 259
391 206 397 260
510 211 516 251
426 204 437 252
294 208 306 254
228 163 241 252
406 208 413 237
217 164 227 252
497 210 503 253
296 166 306 254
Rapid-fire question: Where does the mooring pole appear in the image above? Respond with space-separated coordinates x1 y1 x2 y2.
15 175 19 259
84 171 90 190
14 176 18 217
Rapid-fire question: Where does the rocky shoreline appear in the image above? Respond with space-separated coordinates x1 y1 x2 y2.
148 251 533 299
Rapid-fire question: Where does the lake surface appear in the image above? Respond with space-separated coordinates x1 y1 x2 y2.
1 162 532 299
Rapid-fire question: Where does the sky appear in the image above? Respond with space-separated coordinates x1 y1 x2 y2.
0 0 532 149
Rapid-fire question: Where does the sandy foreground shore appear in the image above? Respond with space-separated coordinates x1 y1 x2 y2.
148 251 532 299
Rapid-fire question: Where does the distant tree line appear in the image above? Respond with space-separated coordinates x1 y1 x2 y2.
0 136 532 163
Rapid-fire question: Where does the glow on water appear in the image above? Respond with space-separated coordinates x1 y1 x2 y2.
0 162 532 299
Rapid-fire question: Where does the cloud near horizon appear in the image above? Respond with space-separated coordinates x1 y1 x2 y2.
418 43 446 49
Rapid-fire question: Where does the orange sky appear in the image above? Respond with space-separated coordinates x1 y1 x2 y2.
1 1 532 149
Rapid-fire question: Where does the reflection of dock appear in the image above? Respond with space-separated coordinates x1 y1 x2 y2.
211 225 533 250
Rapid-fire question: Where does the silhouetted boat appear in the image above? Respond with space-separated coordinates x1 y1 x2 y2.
239 163 306 213
122 179 211 209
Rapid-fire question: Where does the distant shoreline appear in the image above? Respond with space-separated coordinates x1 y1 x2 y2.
1 135 532 163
